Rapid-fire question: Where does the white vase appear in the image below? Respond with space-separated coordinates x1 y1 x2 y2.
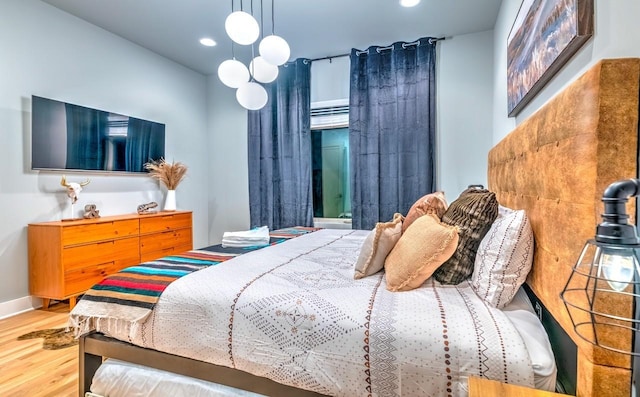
164 190 177 211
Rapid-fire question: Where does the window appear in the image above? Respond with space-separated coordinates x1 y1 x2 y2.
311 100 351 220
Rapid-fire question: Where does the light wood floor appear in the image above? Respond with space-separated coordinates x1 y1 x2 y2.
0 302 77 397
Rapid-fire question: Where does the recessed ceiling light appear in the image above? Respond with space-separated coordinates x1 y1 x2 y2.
199 38 217 47
400 0 420 7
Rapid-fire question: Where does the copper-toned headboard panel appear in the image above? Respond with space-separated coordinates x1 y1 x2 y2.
488 58 639 397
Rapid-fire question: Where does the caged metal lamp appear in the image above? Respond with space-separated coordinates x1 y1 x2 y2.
561 178 640 357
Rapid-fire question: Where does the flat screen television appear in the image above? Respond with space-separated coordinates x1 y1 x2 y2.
31 95 165 173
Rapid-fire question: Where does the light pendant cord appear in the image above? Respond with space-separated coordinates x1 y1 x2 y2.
230 0 235 59
250 43 255 81
260 0 264 39
271 0 275 34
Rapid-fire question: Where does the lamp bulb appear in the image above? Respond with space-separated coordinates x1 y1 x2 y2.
236 81 268 110
600 251 638 292
217 59 250 88
249 56 279 83
225 11 260 45
259 35 291 66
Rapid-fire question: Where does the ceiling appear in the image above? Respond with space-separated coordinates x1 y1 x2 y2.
41 0 502 75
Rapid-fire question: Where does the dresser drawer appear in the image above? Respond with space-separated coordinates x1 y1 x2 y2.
64 262 122 296
140 243 193 263
62 219 139 246
63 237 140 272
140 228 192 254
140 213 192 234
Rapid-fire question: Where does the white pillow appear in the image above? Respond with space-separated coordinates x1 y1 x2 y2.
470 206 534 308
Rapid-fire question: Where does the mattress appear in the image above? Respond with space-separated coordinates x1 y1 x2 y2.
91 359 266 397
89 287 556 397
502 288 557 391
74 229 540 396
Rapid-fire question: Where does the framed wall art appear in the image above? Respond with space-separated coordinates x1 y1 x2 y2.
507 0 594 117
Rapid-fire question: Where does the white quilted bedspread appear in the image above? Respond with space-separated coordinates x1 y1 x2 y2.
98 229 534 396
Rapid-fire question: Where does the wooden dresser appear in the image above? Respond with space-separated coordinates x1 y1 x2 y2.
28 211 192 309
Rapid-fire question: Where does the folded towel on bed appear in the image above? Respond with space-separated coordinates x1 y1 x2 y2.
222 226 270 247
69 226 319 337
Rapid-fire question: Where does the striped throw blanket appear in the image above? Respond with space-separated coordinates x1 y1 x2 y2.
70 227 319 334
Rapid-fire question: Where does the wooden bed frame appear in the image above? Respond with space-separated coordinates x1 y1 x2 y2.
79 58 640 397
488 58 640 396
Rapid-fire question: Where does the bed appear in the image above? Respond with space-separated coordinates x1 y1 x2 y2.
71 58 640 397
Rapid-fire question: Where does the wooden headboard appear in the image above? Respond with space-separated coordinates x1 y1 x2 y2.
488 58 640 397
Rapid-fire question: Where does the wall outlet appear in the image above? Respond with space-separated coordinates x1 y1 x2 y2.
535 301 543 321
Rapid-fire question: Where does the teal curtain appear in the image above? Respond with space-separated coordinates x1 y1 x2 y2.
349 38 437 230
248 58 313 229
126 118 164 172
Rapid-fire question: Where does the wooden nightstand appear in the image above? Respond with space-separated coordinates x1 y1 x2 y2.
468 377 569 397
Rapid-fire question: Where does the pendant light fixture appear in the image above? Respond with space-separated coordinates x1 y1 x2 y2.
258 0 290 66
225 10 259 45
236 81 268 110
218 58 250 88
218 0 289 110
249 56 278 83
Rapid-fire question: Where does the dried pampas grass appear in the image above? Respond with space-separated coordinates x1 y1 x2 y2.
144 158 188 190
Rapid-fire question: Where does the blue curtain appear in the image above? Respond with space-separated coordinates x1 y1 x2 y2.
248 58 313 230
349 38 437 230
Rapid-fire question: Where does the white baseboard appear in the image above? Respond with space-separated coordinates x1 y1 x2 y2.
0 296 43 320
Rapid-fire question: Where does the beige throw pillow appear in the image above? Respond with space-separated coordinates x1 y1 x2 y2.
354 213 404 279
385 214 459 291
403 191 448 233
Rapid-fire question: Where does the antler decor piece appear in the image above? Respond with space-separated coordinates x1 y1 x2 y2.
60 175 90 220
60 175 90 204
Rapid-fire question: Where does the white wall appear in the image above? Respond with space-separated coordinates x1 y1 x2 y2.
311 56 350 103
0 0 209 311
437 30 495 198
492 0 640 143
207 77 250 244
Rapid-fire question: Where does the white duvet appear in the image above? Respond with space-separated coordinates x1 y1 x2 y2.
86 229 535 396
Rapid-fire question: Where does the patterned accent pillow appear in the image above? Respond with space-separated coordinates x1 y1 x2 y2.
471 206 534 308
354 213 404 279
385 213 459 291
402 191 448 233
433 188 499 285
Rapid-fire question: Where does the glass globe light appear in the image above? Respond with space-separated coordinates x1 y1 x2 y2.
236 81 268 110
249 56 279 83
225 11 259 45
217 59 250 88
600 248 639 292
259 35 290 66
